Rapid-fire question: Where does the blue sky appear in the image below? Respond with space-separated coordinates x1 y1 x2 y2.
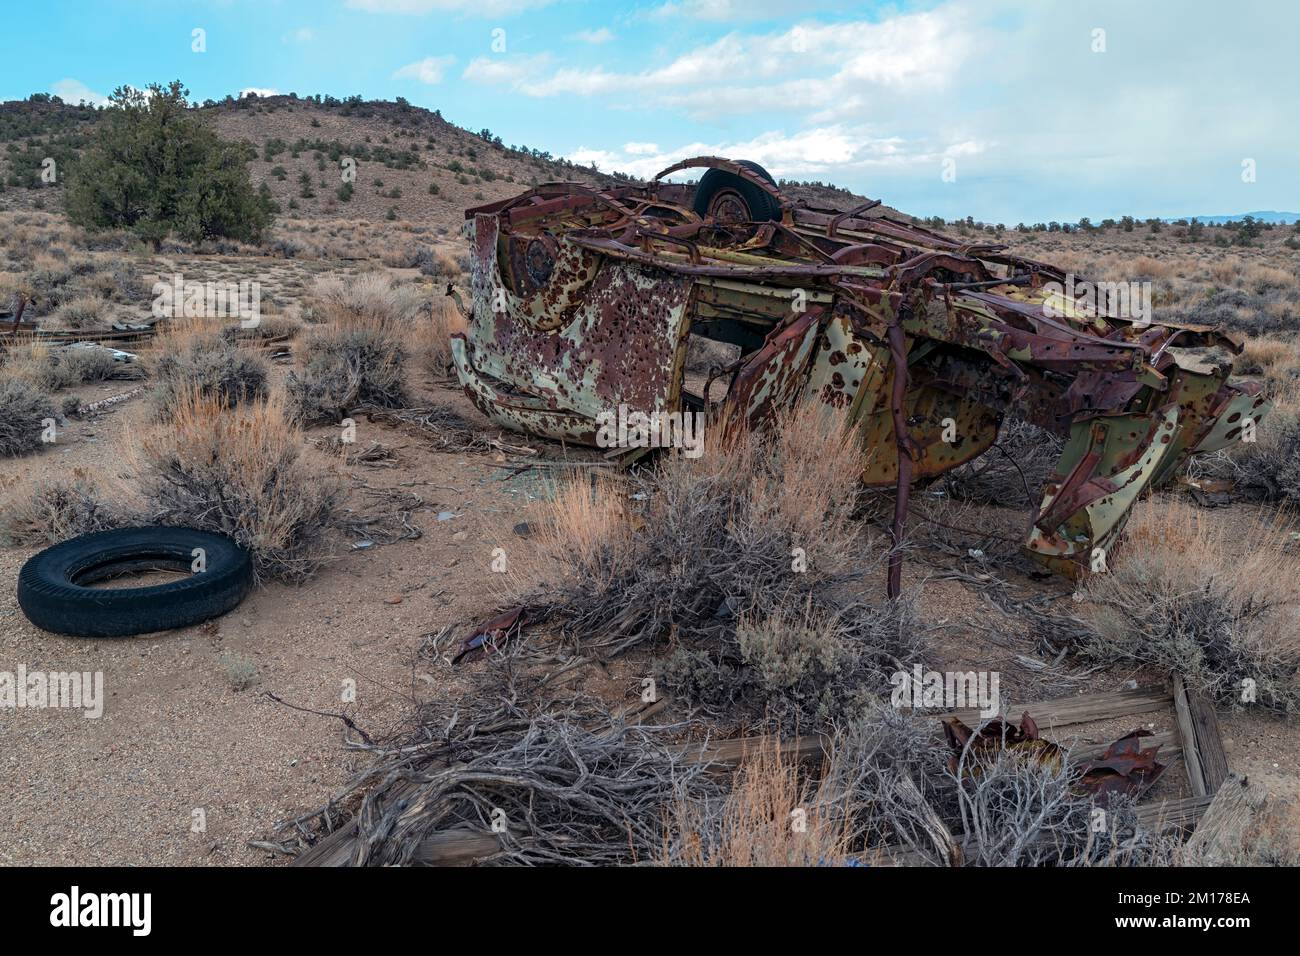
5 0 1297 223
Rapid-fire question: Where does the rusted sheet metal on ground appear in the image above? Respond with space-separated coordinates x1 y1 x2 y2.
451 158 1269 592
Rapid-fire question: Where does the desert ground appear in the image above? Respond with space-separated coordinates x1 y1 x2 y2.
1 95 1298 866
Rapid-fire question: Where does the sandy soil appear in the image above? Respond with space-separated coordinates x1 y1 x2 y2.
0 368 563 865
3 365 1295 864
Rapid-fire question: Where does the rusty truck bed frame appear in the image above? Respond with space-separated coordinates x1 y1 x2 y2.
451 157 1269 596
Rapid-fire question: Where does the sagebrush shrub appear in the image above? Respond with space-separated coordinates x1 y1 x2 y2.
126 389 345 583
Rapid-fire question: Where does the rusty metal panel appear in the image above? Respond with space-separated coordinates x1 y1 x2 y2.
455 213 693 442
725 310 822 433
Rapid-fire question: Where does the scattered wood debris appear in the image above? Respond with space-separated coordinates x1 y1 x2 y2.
358 403 537 457
311 437 402 467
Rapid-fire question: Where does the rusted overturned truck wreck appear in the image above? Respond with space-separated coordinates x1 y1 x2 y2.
450 157 1269 595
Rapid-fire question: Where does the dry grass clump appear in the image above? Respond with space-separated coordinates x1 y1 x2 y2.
413 247 463 279
229 313 303 341
290 273 436 418
1243 263 1297 294
665 705 1176 867
2 343 67 390
1196 381 1300 505
50 295 112 331
1130 255 1176 280
1081 500 1300 712
819 705 954 862
1180 286 1298 336
378 245 462 277
527 403 920 729
6 253 143 318
1224 388 1300 504
304 272 425 326
665 737 852 866
59 346 127 384
287 314 410 424
535 403 866 650
2 342 130 391
0 473 126 546
832 707 1175 866
661 595 919 732
1209 257 1245 285
124 388 346 583
1237 335 1300 393
946 743 1174 867
0 378 57 457
410 297 467 379
535 475 631 579
147 324 269 419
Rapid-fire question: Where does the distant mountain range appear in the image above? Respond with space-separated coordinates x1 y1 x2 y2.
1163 211 1300 225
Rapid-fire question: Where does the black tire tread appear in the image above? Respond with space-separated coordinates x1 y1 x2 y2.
692 159 782 223
17 527 253 638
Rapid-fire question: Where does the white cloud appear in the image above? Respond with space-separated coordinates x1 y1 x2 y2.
283 27 314 44
572 27 615 44
469 10 969 113
393 55 457 84
454 0 1300 222
50 78 110 107
570 126 986 181
647 0 853 22
463 54 554 86
346 0 551 15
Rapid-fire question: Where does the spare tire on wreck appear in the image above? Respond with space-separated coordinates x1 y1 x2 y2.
692 159 783 224
17 527 253 638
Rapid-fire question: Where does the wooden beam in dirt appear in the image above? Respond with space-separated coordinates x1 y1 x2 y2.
670 734 827 769
1183 773 1263 865
294 820 503 868
1173 675 1230 796
938 684 1171 731
672 728 1183 771
292 820 361 867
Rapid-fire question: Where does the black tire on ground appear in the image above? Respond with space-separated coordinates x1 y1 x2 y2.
692 159 783 224
17 527 253 638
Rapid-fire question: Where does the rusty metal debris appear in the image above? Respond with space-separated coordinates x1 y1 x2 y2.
1076 730 1168 804
942 711 1064 776
943 711 1166 805
451 157 1269 595
451 605 528 666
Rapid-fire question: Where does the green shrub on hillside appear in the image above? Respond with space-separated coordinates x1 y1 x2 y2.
65 81 274 246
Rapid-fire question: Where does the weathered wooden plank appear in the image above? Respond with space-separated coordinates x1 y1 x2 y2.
412 829 502 865
1188 686 1230 793
938 684 1171 731
1174 675 1209 796
292 779 427 868
671 734 828 768
1183 774 1262 865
